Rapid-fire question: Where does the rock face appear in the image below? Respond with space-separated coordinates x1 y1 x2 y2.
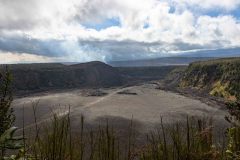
70 61 122 87
180 58 240 101
6 61 122 92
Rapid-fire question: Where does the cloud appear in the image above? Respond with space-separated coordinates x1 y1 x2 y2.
0 0 39 30
195 15 240 47
0 35 65 57
0 51 61 64
0 0 240 63
77 39 218 61
0 34 107 62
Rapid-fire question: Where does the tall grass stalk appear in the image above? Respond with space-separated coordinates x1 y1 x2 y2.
14 102 240 160
22 112 231 160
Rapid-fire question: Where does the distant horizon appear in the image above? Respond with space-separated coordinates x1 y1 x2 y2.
1 45 240 64
2 55 240 65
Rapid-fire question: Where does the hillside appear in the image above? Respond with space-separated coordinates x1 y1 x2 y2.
108 57 215 67
1 61 184 94
180 58 240 101
2 61 122 93
117 66 182 84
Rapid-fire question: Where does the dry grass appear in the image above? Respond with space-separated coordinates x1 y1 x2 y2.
18 111 231 160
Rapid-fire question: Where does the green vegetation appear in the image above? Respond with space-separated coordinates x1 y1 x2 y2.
180 58 240 101
225 102 240 159
0 67 23 159
0 67 15 135
0 127 25 159
3 107 239 160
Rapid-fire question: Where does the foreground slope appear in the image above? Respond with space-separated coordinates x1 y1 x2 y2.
180 58 240 101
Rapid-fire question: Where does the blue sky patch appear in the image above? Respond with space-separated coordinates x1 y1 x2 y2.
83 17 121 31
200 7 240 18
143 23 150 29
169 6 176 14
232 9 240 19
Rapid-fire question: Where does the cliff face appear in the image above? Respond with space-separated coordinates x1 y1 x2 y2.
180 58 240 101
7 61 122 92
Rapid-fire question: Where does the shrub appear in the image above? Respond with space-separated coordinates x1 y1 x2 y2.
225 102 240 159
0 66 15 135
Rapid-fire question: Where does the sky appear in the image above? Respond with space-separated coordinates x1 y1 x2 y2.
0 0 240 63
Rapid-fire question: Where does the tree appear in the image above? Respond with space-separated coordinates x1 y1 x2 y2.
0 66 15 136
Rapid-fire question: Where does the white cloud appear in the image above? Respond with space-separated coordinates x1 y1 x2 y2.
0 52 61 64
0 0 240 62
196 15 240 47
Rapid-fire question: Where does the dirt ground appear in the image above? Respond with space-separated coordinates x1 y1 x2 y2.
12 83 228 133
